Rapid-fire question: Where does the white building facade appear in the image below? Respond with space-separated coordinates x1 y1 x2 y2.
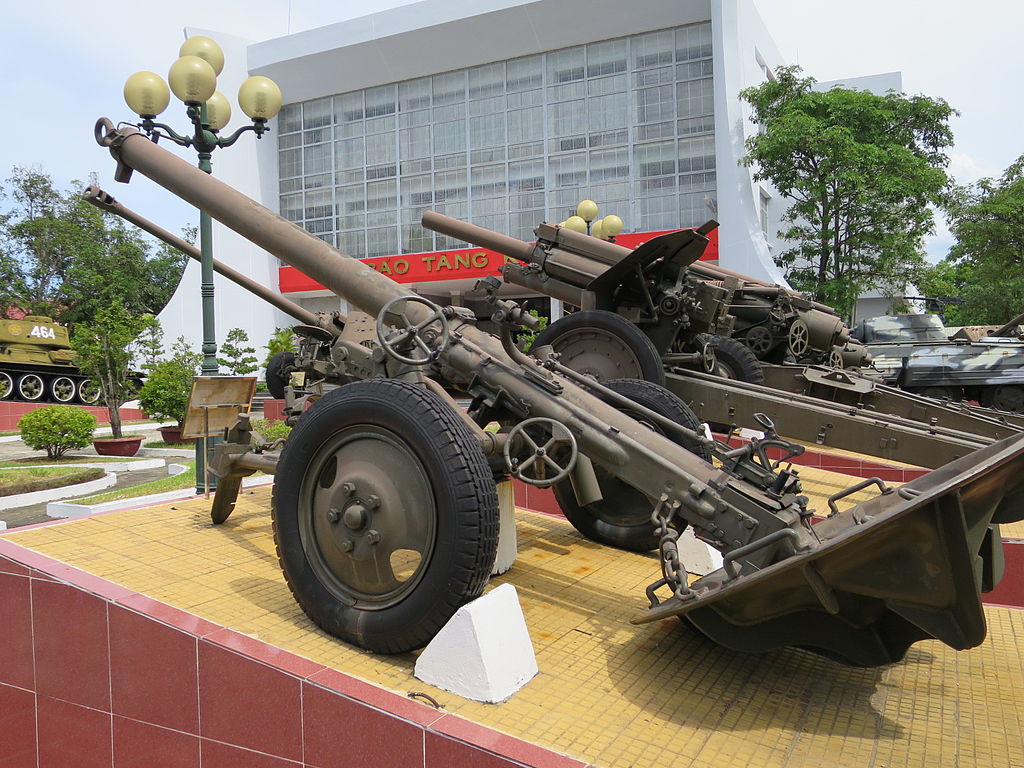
159 0 794 354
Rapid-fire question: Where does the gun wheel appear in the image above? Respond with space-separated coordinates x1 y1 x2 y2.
696 334 765 385
265 351 297 400
272 379 498 653
982 385 1024 413
531 309 665 387
553 378 711 552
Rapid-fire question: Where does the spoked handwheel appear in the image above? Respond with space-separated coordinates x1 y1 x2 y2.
272 379 499 653
553 378 712 552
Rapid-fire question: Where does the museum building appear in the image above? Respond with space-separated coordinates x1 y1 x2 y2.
161 0 792 348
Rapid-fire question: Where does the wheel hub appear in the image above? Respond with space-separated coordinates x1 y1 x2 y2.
343 503 368 531
302 426 436 606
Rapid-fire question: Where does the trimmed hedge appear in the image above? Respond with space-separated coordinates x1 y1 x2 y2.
18 406 98 459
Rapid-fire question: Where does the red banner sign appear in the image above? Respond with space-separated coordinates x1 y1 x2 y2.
278 228 718 294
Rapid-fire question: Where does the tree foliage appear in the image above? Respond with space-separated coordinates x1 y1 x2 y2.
931 155 1024 324
740 67 955 320
263 327 298 368
0 166 188 323
218 327 259 376
70 302 154 438
137 337 202 428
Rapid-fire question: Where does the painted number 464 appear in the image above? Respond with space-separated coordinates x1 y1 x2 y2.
29 325 57 340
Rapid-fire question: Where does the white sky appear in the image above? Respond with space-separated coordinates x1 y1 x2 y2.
1 0 1019 260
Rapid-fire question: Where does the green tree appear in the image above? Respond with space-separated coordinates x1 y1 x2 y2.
0 166 188 322
938 155 1024 324
740 67 956 320
138 338 202 428
263 327 298 367
137 317 165 372
218 327 259 375
70 301 154 438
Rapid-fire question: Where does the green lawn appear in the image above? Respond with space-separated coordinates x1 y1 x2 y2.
0 466 106 497
0 456 143 467
77 462 198 504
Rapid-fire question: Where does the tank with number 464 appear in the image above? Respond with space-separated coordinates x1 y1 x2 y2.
0 316 102 404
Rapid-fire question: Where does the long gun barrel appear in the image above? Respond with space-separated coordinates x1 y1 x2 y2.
95 117 1024 668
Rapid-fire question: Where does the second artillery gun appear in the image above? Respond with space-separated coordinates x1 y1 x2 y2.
421 211 870 387
97 118 1024 670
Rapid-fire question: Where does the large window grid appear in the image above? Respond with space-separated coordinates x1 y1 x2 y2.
277 22 716 258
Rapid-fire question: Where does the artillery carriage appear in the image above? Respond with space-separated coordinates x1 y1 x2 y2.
420 212 870 388
96 118 1024 670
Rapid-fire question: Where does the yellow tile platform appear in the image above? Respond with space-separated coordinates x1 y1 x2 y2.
4 468 1023 768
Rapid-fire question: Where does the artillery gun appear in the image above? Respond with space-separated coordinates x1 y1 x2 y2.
0 316 101 404
420 212 869 387
96 118 1024 669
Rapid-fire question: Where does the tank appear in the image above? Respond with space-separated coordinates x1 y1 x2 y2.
855 313 1024 411
0 316 100 404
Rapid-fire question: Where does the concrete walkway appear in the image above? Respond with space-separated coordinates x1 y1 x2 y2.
0 423 193 530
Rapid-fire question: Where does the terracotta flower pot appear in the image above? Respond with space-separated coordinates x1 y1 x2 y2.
93 436 144 457
158 426 194 445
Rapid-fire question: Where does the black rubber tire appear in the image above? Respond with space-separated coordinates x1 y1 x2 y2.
553 378 712 552
272 379 499 653
265 352 297 400
698 334 765 385
531 310 666 387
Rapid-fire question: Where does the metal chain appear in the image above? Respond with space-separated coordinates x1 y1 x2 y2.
650 494 693 601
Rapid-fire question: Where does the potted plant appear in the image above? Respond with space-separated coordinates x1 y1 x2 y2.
138 337 202 444
70 301 154 457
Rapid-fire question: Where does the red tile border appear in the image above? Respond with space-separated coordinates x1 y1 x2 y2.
109 605 200 734
0 554 29 577
198 640 303 761
425 731 527 768
204 627 326 680
200 739 303 767
113 717 201 768
984 540 1024 609
306 667 446 728
31 580 110 711
114 593 223 638
432 714 587 768
0 574 34 691
0 683 37 768
303 681 426 768
36 695 112 768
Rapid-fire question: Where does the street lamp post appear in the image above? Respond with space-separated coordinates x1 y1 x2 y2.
559 199 624 242
122 35 282 492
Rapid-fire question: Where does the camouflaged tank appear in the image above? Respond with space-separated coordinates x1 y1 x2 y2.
0 317 101 404
854 313 1024 412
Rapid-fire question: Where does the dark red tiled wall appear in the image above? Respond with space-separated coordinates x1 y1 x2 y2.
0 542 589 768
0 402 147 431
